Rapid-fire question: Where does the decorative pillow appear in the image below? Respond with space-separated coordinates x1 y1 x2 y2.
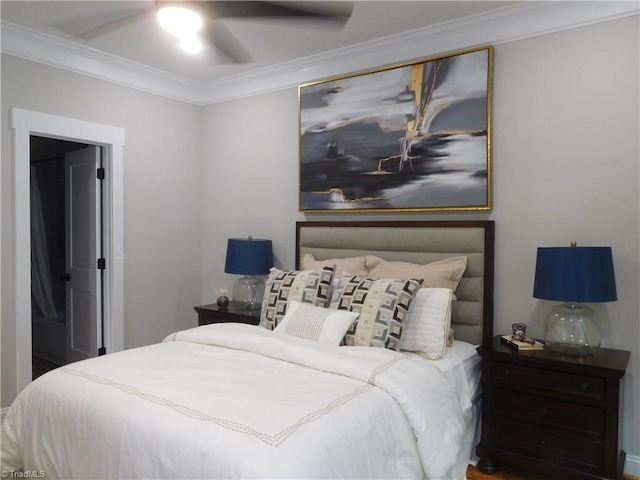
301 253 368 278
260 266 335 330
366 255 467 293
273 300 359 345
330 274 423 350
398 288 453 360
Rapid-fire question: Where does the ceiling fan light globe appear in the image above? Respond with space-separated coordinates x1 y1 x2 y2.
157 6 202 39
180 36 203 54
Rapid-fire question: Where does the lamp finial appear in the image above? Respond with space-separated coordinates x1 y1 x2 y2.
570 241 577 248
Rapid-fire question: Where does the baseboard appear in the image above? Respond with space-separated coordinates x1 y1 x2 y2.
625 454 640 479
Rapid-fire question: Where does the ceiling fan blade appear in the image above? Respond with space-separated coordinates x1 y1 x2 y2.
59 0 353 64
204 20 253 64
206 1 353 22
73 8 153 41
193 1 354 64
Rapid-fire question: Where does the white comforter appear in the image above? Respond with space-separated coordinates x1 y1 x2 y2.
2 324 466 479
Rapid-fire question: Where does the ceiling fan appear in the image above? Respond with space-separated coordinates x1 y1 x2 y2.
60 1 354 64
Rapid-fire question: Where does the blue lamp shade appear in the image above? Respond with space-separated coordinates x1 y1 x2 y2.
534 246 617 356
533 246 617 303
224 238 273 276
224 238 273 310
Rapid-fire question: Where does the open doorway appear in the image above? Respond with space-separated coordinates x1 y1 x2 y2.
11 108 125 395
30 136 105 379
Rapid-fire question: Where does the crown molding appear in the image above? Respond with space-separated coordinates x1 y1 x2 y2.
1 20 207 104
2 1 638 106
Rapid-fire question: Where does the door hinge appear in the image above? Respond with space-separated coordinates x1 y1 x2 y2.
97 167 105 180
97 258 106 270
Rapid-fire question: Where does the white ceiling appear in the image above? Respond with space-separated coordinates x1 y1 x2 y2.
2 1 638 104
1 1 517 82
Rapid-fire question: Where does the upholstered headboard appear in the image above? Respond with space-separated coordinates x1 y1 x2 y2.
295 221 495 347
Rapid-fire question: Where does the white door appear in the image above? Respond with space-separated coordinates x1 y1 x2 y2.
65 146 101 363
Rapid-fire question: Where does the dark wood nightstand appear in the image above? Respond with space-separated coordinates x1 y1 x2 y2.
194 302 261 326
476 335 630 480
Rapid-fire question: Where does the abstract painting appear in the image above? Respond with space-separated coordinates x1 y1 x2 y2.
298 46 493 212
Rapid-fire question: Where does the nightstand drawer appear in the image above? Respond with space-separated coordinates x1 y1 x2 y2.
493 389 604 438
492 361 605 401
195 302 261 326
200 312 259 325
493 418 603 471
478 336 630 480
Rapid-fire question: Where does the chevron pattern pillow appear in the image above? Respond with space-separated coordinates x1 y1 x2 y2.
260 266 335 330
330 274 423 350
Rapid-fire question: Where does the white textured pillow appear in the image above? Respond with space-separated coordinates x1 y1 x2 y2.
399 288 453 359
273 300 359 345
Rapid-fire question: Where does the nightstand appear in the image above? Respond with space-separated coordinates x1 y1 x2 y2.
476 335 630 480
194 302 261 326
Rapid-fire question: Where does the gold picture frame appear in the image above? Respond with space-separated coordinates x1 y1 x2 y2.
298 45 493 213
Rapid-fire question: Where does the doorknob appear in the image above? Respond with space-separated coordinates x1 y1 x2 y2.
60 273 70 282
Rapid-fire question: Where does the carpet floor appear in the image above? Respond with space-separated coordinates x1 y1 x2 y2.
32 356 64 380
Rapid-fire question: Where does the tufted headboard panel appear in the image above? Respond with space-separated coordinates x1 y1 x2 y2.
296 221 495 346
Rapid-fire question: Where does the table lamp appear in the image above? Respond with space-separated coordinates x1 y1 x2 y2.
224 237 273 311
533 243 617 356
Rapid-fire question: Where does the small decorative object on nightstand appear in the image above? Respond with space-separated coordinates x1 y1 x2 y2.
216 288 230 309
533 243 617 356
194 301 260 326
477 335 630 480
511 322 527 338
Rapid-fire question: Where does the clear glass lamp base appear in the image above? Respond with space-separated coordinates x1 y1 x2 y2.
544 303 602 356
232 275 265 311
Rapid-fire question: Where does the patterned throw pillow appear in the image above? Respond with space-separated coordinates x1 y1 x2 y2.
273 300 359 345
330 274 423 350
260 266 335 330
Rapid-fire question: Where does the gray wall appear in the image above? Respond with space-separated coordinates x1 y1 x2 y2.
2 13 638 464
202 17 640 458
1 55 204 407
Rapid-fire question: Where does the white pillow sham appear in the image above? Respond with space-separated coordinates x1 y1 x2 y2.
366 255 467 293
273 300 359 345
399 287 453 360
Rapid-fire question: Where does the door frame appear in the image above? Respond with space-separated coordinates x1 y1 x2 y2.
11 108 125 394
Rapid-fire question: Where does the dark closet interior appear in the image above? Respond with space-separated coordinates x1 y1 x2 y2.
30 136 88 379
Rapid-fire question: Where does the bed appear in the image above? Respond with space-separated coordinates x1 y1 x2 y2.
2 220 494 480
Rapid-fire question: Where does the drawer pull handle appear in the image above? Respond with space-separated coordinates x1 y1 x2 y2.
538 438 548 450
503 369 512 378
539 408 549 418
580 380 590 392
